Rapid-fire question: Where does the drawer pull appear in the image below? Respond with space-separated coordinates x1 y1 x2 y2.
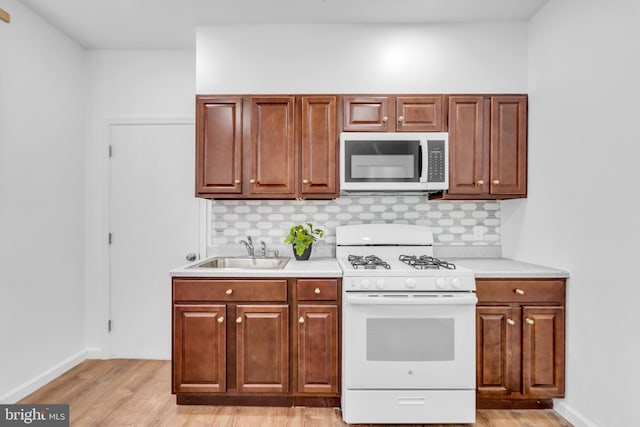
514 288 525 295
476 179 485 185
298 316 305 324
236 317 243 324
225 289 233 295
526 318 535 325
506 318 516 326
314 288 321 295
492 179 500 185
382 115 389 123
217 316 224 323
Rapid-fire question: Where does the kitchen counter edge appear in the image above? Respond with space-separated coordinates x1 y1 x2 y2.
447 257 570 279
170 256 343 278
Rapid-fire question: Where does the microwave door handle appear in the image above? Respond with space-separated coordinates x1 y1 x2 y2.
419 141 428 182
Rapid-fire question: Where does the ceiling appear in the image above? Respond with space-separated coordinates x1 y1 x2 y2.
20 0 549 49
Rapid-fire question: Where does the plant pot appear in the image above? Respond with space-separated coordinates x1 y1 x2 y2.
293 243 312 261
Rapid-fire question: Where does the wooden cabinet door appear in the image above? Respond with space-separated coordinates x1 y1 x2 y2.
196 96 243 195
300 96 337 197
490 96 527 196
476 305 520 398
447 96 488 195
173 304 226 393
236 304 289 393
297 305 339 394
396 96 445 132
249 97 296 196
522 306 565 398
343 96 390 131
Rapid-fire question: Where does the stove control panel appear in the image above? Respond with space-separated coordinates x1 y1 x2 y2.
344 276 475 292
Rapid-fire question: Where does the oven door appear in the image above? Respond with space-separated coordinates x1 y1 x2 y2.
343 292 477 390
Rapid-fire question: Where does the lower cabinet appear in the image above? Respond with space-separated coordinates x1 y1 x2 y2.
476 278 565 408
172 277 340 406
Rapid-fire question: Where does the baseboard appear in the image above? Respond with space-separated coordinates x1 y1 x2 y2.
554 400 599 427
85 347 105 359
0 349 87 404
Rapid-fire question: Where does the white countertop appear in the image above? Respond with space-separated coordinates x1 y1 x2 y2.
170 256 342 278
447 258 570 279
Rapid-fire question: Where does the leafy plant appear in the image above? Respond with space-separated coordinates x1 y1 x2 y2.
283 223 324 256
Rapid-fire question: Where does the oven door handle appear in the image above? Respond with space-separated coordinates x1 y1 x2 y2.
346 294 478 306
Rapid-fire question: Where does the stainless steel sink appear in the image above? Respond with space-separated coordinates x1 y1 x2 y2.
189 256 290 270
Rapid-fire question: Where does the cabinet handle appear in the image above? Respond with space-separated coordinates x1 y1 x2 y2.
398 115 404 122
506 318 516 326
217 316 224 323
514 288 525 295
236 317 243 324
477 180 485 185
249 179 256 184
302 179 309 184
492 179 500 185
382 116 388 123
526 318 535 325
225 289 233 295
234 179 240 185
298 316 305 324
314 288 321 295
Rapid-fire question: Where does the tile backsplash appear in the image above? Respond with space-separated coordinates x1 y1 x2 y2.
208 197 501 258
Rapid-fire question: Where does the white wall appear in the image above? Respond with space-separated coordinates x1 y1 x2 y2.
0 0 86 402
84 50 195 356
197 23 528 93
502 1 640 426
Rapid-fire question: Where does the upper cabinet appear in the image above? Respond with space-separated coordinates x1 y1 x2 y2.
195 95 338 199
195 96 243 195
343 95 445 132
446 95 527 199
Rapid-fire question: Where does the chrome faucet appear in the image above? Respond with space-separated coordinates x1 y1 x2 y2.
239 236 254 257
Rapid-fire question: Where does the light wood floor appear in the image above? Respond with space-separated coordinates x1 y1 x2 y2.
19 360 573 427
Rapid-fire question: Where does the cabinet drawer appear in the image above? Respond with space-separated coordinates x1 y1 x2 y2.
477 279 565 304
296 279 339 301
173 279 287 302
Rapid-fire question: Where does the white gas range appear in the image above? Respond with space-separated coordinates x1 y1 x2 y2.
337 223 477 425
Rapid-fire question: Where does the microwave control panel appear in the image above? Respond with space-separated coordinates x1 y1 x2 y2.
427 140 446 183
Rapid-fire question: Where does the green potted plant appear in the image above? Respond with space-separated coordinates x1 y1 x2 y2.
283 223 324 260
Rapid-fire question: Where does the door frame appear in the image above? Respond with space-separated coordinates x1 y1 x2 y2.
88 117 207 359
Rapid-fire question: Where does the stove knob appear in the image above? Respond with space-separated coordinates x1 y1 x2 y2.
436 278 447 289
405 278 416 288
451 278 462 289
375 278 386 289
360 279 371 289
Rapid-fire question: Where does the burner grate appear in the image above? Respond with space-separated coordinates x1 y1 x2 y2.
398 255 456 270
348 255 391 270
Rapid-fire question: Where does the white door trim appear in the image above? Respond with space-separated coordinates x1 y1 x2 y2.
87 116 204 359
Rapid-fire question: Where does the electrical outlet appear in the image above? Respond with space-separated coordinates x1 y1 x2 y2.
473 226 485 240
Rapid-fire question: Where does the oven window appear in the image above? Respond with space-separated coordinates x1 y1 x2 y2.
366 318 454 361
344 140 421 182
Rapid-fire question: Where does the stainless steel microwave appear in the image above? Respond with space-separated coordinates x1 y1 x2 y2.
339 132 448 194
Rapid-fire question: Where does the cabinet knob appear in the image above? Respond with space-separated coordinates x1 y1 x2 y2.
302 179 309 184
526 318 535 325
382 116 388 123
477 180 485 185
514 288 525 295
398 115 404 122
236 316 243 324
217 316 224 323
314 288 321 294
298 316 305 324
506 318 516 326
225 289 233 295
492 179 500 185
234 179 240 185
249 179 256 184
